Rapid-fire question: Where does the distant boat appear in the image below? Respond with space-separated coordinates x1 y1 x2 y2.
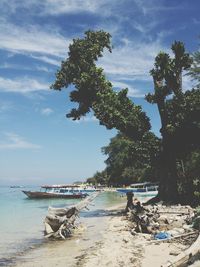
10 185 24 188
22 184 88 199
116 182 159 197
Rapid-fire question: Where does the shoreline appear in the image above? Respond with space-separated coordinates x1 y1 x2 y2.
7 197 199 267
11 199 127 267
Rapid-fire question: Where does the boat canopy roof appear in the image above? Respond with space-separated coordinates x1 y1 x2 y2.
41 184 80 189
130 182 159 187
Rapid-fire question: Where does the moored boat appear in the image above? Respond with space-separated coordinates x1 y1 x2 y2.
22 184 88 199
116 182 158 197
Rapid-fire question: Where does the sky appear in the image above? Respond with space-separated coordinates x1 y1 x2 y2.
0 0 199 185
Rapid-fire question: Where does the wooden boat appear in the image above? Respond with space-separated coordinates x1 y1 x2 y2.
116 182 159 197
22 184 88 199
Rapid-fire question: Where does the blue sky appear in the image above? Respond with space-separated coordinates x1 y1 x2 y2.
0 0 199 185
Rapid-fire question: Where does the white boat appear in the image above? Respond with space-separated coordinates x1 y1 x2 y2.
22 184 88 199
116 182 158 197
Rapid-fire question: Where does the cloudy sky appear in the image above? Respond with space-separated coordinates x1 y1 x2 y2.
0 0 199 185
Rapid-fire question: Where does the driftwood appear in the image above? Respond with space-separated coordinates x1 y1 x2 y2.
44 192 100 239
162 233 200 267
127 204 195 235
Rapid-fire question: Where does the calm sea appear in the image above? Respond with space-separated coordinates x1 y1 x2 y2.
0 186 126 266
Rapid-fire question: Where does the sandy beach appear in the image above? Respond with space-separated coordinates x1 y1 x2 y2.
11 199 198 267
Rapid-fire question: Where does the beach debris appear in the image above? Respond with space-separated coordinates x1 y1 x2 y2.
127 202 195 236
126 200 200 266
161 233 200 267
44 192 100 239
154 232 171 240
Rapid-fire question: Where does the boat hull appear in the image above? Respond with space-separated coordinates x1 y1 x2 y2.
22 190 87 199
116 188 158 197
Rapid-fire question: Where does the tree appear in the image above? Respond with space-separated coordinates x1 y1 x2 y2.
146 42 200 202
51 30 199 203
86 170 109 185
51 30 150 141
102 132 160 186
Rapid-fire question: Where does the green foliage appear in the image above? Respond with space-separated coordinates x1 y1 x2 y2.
177 149 200 204
145 41 199 202
86 170 109 185
188 50 200 88
51 30 150 140
101 132 160 186
165 89 200 157
51 30 200 203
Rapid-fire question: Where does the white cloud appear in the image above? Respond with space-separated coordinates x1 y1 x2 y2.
0 133 41 150
0 63 52 73
133 0 184 16
30 55 61 66
99 38 169 79
0 0 115 16
0 76 49 93
0 20 69 58
112 81 145 97
41 0 103 15
41 107 54 116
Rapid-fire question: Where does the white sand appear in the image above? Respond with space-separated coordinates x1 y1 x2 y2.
13 203 198 267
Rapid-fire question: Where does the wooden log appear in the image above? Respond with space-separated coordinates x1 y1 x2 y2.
44 192 100 239
161 233 200 267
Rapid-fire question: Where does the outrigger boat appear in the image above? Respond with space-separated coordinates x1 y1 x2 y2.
116 182 159 197
22 184 88 199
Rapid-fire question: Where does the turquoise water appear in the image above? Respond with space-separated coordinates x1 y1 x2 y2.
0 186 126 265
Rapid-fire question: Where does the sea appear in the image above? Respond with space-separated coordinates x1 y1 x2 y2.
0 186 128 266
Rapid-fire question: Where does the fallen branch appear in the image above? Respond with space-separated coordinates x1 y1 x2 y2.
44 192 100 239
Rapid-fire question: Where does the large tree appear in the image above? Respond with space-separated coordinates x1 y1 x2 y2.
51 31 150 140
51 30 199 202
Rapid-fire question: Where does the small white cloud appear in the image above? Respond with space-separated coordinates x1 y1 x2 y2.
41 108 54 116
71 115 98 123
0 76 49 93
0 133 41 150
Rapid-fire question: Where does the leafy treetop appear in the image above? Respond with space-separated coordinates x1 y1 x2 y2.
51 30 150 140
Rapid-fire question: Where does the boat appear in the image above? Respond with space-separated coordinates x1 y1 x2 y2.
10 185 24 188
22 184 88 199
116 182 159 197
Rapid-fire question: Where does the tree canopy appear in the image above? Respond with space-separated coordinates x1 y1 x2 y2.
102 132 160 186
51 30 150 140
52 30 200 204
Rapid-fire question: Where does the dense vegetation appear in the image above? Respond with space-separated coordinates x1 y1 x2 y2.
87 133 160 186
51 30 200 204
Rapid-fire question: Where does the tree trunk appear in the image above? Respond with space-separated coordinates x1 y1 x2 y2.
158 137 179 203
